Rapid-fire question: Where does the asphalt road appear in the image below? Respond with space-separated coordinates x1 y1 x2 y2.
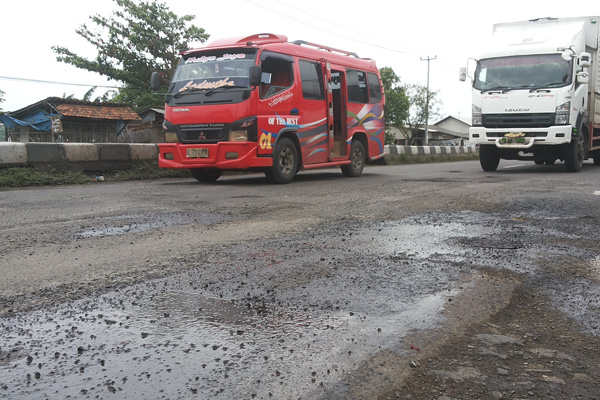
1 160 600 399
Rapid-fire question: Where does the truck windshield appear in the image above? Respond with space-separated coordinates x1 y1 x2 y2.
170 49 257 96
474 54 572 92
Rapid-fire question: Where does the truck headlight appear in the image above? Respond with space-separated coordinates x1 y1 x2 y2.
472 104 482 126
555 101 570 125
229 117 257 142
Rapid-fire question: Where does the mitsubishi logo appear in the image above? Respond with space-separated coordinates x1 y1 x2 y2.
198 132 206 140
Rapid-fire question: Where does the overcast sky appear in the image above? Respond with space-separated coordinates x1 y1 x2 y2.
1 0 598 120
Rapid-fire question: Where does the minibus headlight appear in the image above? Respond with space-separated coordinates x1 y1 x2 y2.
229 130 248 142
229 117 258 142
163 120 179 143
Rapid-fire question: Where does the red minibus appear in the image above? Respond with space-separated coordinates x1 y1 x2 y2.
151 33 385 183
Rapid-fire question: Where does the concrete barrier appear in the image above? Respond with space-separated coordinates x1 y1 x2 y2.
63 143 99 162
130 144 159 160
0 143 159 170
385 145 477 157
0 143 27 166
0 142 477 170
26 143 66 164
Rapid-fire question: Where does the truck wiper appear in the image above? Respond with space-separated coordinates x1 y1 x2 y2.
483 86 513 93
528 82 566 92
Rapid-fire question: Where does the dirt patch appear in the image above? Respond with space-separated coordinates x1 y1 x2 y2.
380 273 600 399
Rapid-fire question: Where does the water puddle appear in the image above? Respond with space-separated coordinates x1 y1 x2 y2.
0 280 455 400
74 212 231 239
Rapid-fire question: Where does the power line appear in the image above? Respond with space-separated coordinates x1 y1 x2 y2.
272 0 422 56
242 0 421 57
0 75 121 89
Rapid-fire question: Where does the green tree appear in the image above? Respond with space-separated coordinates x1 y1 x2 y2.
0 89 5 112
52 0 209 110
379 67 409 145
403 83 441 145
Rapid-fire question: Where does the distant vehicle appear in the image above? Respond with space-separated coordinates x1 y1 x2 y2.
151 33 386 183
460 17 600 171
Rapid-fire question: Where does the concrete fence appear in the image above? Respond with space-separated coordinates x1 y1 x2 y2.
0 142 477 170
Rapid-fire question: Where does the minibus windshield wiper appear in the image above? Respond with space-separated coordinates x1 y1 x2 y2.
204 85 249 96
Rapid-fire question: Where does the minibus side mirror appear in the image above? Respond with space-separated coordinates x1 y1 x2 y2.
249 66 261 87
150 72 161 92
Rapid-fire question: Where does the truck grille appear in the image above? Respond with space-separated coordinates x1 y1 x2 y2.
178 123 228 143
483 113 554 129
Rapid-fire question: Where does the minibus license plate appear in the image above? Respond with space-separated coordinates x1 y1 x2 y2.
187 148 209 158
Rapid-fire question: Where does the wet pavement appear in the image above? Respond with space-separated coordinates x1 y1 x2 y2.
2 204 599 399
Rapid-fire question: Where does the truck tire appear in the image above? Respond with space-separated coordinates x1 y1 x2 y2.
341 140 365 177
265 137 298 184
479 145 500 172
190 168 222 182
564 134 584 172
593 152 600 166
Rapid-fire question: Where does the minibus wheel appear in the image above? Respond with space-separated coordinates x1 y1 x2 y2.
341 140 365 177
266 137 298 184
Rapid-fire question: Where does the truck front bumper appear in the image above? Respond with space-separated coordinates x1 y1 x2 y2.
469 126 572 149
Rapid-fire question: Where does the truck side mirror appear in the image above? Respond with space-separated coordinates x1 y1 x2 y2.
249 66 261 87
577 71 589 84
579 52 591 68
150 72 161 92
561 50 573 61
459 67 467 82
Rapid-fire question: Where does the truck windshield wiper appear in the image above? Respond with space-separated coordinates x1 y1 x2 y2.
483 86 513 93
528 82 566 92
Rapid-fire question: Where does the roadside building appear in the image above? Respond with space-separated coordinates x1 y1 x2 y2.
388 115 471 145
119 108 165 143
0 97 140 143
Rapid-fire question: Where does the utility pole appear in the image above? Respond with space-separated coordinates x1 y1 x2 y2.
420 55 437 145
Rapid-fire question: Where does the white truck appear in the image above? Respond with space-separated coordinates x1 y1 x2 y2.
460 16 600 172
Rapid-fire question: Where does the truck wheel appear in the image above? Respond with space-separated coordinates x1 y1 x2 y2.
190 168 222 182
564 134 584 172
479 145 500 171
266 137 298 184
341 140 365 177
593 152 600 166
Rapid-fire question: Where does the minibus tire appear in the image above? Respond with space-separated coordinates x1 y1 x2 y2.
341 140 365 177
266 137 298 184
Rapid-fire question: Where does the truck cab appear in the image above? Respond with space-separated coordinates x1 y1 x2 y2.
461 17 600 172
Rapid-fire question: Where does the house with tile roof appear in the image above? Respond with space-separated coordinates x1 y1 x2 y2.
389 115 471 145
0 97 141 143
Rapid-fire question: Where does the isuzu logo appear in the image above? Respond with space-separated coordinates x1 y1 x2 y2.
505 107 529 112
